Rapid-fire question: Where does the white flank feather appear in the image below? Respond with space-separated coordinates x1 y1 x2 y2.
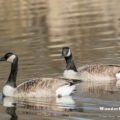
56 85 76 97
116 73 120 80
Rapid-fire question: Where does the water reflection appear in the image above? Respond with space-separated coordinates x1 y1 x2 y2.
6 107 18 120
77 80 120 95
3 96 83 118
116 80 120 87
0 0 120 119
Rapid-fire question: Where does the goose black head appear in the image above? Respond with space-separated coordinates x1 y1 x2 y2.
61 47 71 57
0 53 17 63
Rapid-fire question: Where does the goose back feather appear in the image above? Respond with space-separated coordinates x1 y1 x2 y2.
15 77 81 97
77 64 120 81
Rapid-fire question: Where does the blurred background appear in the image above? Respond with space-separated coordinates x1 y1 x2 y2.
0 0 120 120
0 0 120 81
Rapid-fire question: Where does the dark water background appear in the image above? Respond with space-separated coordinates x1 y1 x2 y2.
0 0 120 120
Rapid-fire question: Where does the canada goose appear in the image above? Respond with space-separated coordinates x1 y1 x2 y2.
61 47 120 81
0 53 82 97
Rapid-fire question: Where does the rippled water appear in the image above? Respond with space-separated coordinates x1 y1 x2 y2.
0 0 120 120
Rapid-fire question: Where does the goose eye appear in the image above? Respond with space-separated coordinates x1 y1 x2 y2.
7 54 11 58
4 54 11 59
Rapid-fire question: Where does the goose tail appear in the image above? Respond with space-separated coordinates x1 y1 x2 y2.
56 85 76 97
56 79 82 97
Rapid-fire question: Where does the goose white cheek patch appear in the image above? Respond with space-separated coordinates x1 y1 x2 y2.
7 55 16 63
66 49 71 57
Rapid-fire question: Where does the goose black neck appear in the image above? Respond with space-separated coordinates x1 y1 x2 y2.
6 57 18 88
65 54 77 72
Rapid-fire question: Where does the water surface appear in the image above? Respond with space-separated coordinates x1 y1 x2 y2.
0 0 120 120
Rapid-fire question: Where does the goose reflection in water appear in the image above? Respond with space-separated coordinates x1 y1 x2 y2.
76 80 120 95
115 80 120 92
2 96 83 119
6 107 17 120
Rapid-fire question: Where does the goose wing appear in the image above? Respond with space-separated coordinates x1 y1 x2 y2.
78 64 120 74
77 64 120 81
16 77 82 97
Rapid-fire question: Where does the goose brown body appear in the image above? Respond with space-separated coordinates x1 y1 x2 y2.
77 64 120 81
15 77 80 97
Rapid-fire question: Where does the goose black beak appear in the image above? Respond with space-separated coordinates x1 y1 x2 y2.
61 51 66 57
0 57 6 61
